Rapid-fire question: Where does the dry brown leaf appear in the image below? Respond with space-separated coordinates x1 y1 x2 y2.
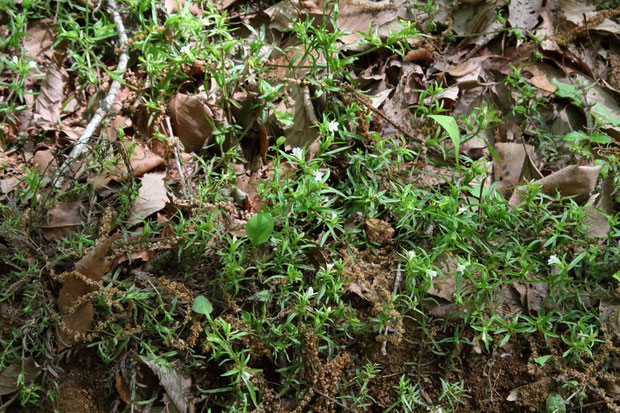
584 178 614 238
57 234 120 348
526 281 548 313
165 0 203 15
559 0 596 25
493 142 539 197
0 357 41 396
336 0 415 52
284 85 319 150
31 51 66 130
88 144 164 189
524 63 559 94
128 172 169 225
508 0 543 36
23 19 55 60
32 147 57 176
509 165 602 207
535 5 561 52
169 93 213 152
40 202 85 241
142 358 192 413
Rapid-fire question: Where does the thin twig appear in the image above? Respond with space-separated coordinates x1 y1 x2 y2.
54 0 129 188
165 115 189 197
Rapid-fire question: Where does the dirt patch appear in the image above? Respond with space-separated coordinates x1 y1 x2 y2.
50 349 113 413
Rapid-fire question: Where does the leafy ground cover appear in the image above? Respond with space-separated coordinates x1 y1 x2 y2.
1 0 619 412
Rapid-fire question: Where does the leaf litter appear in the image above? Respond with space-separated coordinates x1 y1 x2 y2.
1 0 619 411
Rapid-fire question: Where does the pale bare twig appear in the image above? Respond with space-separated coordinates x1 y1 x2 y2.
165 115 189 197
54 0 129 188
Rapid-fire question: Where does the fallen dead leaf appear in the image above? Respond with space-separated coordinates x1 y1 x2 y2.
23 19 56 60
508 0 543 39
509 165 602 207
142 357 192 413
40 201 85 241
88 143 164 189
169 93 213 152
32 147 57 176
30 51 66 130
584 178 614 238
284 84 319 150
128 172 169 225
57 234 120 349
493 142 539 197
165 0 203 15
0 357 41 396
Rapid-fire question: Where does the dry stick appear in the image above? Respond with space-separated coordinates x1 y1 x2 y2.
165 115 189 197
54 0 129 189
381 263 402 356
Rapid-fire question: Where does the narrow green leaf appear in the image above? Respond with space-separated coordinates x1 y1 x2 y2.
429 114 461 166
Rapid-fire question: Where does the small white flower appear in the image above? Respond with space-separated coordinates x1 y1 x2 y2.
269 237 277 247
406 250 416 261
241 371 253 381
307 287 314 296
456 263 467 274
11 56 18 64
325 263 334 271
180 44 191 55
27 61 37 69
427 269 437 279
458 206 468 215
312 169 324 182
291 147 304 162
327 120 339 133
548 255 561 266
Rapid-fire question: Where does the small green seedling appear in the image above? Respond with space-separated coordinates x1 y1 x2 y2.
534 355 552 367
429 114 461 166
192 295 213 316
245 213 274 246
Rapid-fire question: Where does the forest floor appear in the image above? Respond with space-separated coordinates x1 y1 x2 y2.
1 0 620 412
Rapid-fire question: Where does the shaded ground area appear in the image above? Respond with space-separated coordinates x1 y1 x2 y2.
1 0 620 412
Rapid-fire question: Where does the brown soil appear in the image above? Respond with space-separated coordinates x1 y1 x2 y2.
14 349 115 413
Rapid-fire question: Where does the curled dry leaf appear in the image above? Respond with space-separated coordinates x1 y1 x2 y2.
57 234 120 349
509 165 602 207
40 201 85 241
30 51 67 131
142 357 192 413
493 142 539 197
169 93 213 152
128 172 169 225
284 85 319 151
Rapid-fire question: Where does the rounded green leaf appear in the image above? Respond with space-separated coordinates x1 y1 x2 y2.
546 392 566 413
192 295 212 316
245 213 274 245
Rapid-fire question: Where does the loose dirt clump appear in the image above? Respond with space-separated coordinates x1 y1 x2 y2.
49 349 113 413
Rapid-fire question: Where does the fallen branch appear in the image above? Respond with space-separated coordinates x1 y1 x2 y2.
54 0 129 188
